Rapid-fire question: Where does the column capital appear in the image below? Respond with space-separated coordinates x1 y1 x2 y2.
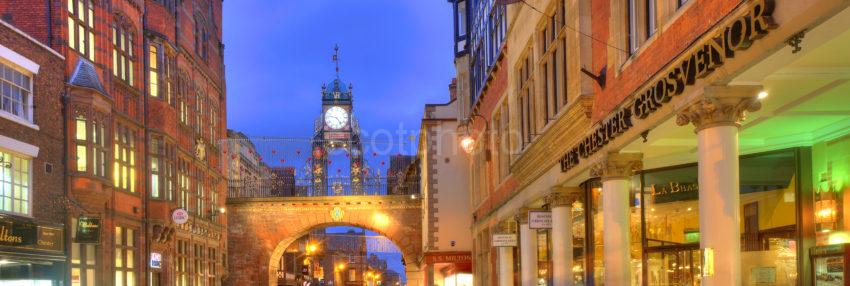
546 187 581 207
515 207 531 224
590 152 643 181
496 220 516 234
676 85 763 132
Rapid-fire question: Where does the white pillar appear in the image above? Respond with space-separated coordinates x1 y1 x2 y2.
518 209 537 286
676 85 762 286
498 246 514 286
406 265 425 286
547 190 579 286
592 152 642 286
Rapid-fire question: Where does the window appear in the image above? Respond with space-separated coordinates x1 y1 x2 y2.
178 159 190 210
494 102 510 181
178 72 190 125
627 0 657 54
0 63 33 121
453 0 468 55
196 174 205 217
113 124 135 193
176 240 189 286
208 247 218 286
194 17 209 61
148 45 159 98
68 0 96 61
75 115 108 177
0 151 30 215
537 3 568 123
194 244 205 286
71 217 98 286
114 226 137 286
517 51 535 147
111 21 134 85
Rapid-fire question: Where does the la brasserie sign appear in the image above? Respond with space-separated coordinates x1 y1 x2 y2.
560 0 776 172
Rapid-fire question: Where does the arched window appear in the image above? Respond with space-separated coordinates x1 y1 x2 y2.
68 0 96 61
194 15 209 61
112 18 135 85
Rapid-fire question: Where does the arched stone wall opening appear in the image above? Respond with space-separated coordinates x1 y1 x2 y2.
225 195 422 286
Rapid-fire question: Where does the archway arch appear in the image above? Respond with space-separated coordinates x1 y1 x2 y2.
268 223 413 286
224 195 422 286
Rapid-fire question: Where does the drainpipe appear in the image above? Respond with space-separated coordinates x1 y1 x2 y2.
142 3 151 285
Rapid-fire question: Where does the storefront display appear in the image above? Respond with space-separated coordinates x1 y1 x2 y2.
0 215 65 286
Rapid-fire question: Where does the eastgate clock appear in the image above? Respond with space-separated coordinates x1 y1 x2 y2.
324 106 349 130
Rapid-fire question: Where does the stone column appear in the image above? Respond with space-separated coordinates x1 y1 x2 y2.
546 189 580 286
591 152 642 286
497 221 516 286
676 85 762 286
406 264 425 286
517 208 538 286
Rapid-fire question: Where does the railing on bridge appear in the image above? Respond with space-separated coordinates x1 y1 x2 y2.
221 137 421 200
227 176 420 199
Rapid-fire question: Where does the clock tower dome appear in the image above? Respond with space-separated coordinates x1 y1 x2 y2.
310 45 365 195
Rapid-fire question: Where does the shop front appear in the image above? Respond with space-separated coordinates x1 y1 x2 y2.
504 0 850 285
424 252 473 286
0 215 65 286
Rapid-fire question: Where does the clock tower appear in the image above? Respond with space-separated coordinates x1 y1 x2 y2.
310 45 365 195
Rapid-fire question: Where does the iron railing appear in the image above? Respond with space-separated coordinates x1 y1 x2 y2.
227 176 420 199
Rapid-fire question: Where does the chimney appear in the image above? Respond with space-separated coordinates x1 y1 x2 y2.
448 78 458 101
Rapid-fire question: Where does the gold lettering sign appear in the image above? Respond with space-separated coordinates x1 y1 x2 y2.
0 225 23 243
560 0 776 172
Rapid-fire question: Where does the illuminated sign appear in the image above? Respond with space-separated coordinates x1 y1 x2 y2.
75 217 101 244
151 252 163 269
559 0 776 172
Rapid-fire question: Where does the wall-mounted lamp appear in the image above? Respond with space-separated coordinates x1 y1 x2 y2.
459 113 491 161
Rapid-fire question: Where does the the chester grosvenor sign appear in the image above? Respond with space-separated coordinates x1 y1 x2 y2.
559 0 776 172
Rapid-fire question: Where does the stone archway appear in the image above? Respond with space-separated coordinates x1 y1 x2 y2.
224 195 423 286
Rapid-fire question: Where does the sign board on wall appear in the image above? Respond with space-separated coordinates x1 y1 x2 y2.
172 209 189 225
150 252 162 269
75 217 101 244
492 234 517 247
529 211 552 229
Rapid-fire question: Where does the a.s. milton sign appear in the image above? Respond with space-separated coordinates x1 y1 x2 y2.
559 0 776 172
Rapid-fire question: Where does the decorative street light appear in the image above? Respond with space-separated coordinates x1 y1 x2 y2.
459 113 490 160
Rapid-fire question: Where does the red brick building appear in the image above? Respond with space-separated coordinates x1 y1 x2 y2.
0 18 66 284
0 1 227 285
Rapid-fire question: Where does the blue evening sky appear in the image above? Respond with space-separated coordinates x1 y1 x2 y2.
223 1 456 280
224 0 456 141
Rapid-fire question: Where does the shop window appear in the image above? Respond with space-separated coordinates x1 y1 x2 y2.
74 115 108 177
0 62 33 122
113 124 136 193
0 151 30 215
176 240 189 286
537 230 552 285
640 149 799 285
114 226 137 286
111 19 134 86
71 217 98 286
68 0 96 61
586 177 642 285
814 135 850 245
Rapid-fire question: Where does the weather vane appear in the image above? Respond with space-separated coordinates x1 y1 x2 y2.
332 44 341 77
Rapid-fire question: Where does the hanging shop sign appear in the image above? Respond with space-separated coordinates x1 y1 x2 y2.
172 208 189 225
492 234 518 247
75 216 101 244
0 215 63 252
528 211 552 229
559 0 776 172
150 252 163 269
424 253 472 264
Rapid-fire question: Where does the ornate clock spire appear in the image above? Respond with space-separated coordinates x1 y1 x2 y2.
332 44 341 78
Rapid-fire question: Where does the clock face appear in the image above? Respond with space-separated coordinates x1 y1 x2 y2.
324 106 349 130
